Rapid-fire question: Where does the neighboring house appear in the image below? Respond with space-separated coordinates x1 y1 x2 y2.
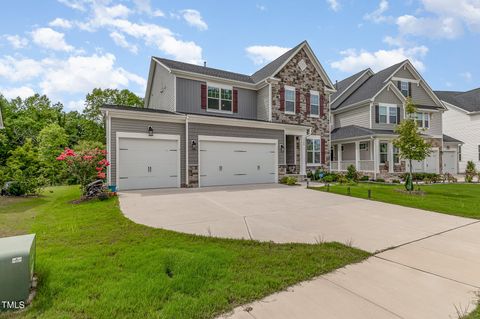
330 60 461 178
101 41 335 190
436 88 480 173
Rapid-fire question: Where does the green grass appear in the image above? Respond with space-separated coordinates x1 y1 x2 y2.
313 183 480 219
0 186 369 319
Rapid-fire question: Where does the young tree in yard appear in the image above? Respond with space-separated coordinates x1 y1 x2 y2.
394 98 432 191
38 123 68 185
465 161 476 183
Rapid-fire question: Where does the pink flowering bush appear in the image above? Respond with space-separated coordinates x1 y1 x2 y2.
57 148 110 195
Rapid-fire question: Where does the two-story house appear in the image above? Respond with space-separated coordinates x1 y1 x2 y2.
436 88 480 173
101 41 335 190
330 60 462 179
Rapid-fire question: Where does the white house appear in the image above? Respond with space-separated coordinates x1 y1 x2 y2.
436 88 480 173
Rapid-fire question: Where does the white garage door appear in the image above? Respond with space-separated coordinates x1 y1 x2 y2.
199 138 277 187
411 150 439 173
118 137 180 190
442 151 457 174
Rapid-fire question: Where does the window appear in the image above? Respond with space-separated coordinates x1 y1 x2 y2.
285 87 295 114
307 138 321 164
207 85 232 112
379 105 398 124
415 112 430 128
380 142 388 164
310 91 319 117
400 81 410 97
359 142 368 151
393 146 400 164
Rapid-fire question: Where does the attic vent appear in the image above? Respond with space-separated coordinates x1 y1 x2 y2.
298 59 307 71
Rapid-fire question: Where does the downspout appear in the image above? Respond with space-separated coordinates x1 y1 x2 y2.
371 136 376 180
185 115 189 187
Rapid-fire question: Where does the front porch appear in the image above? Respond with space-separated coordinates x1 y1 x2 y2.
331 139 404 177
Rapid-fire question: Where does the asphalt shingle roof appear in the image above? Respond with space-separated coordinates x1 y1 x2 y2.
331 125 396 140
435 88 480 113
331 68 370 102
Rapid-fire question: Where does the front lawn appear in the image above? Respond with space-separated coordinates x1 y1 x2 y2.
0 187 369 319
312 183 480 219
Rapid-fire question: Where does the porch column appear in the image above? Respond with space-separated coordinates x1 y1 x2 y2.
373 139 380 176
388 142 394 173
355 141 360 170
299 135 306 176
337 143 343 171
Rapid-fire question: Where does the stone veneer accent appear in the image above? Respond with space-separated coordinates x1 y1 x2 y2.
270 48 331 172
187 165 199 188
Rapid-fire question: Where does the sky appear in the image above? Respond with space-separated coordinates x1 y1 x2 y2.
0 0 479 112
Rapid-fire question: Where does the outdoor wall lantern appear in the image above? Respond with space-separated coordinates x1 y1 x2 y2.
280 144 285 153
148 126 154 136
191 140 197 150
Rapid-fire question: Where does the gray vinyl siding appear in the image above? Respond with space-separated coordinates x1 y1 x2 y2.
394 68 415 80
334 105 370 128
176 77 258 120
147 63 175 111
188 123 285 165
110 117 186 186
372 88 404 130
423 111 443 136
257 85 270 121
393 67 437 107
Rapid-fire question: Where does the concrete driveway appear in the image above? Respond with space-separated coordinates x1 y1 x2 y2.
119 184 480 318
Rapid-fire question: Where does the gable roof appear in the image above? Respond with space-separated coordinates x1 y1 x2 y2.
331 68 371 102
332 61 406 110
153 40 334 89
435 88 480 113
331 125 396 140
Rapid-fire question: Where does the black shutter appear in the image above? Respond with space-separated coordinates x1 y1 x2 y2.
375 104 379 123
408 82 412 98
397 107 401 124
397 81 402 91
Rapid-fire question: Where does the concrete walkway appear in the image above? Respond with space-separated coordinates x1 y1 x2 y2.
119 184 480 318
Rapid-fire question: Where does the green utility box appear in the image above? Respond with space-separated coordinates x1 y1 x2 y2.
0 234 36 309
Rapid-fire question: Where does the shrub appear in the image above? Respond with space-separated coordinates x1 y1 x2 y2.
57 147 110 195
400 172 441 182
359 175 370 181
465 161 476 183
337 174 349 184
280 176 297 186
322 175 335 183
346 165 359 182
392 179 401 184
375 178 386 183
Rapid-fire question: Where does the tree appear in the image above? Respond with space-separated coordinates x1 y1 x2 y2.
394 98 432 191
84 88 144 123
465 161 476 183
38 124 69 185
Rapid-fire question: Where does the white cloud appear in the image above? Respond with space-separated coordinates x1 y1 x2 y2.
66 99 86 112
421 0 480 32
49 18 73 29
256 4 267 11
133 0 164 16
460 71 473 81
180 9 208 31
1 86 35 100
396 14 463 39
331 46 429 73
110 31 138 54
0 56 44 82
3 35 29 49
31 27 74 52
327 0 340 12
364 0 392 23
57 0 86 11
245 45 291 65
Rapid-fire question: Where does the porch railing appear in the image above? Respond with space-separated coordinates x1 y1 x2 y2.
358 160 375 172
340 161 356 171
332 160 375 172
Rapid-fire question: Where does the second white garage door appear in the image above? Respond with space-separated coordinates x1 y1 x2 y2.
199 137 277 187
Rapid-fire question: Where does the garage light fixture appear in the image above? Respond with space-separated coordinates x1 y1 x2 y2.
280 144 285 153
191 140 197 150
148 126 154 136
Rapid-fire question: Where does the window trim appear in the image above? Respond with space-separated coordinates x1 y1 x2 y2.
309 90 320 118
379 142 388 164
307 136 322 166
206 82 233 114
415 112 430 128
359 142 368 151
284 85 296 115
400 81 410 97
378 104 398 124
393 146 400 164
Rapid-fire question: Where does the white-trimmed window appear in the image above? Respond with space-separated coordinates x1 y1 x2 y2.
307 137 321 165
393 146 400 164
379 104 398 124
415 112 430 128
400 81 410 97
359 142 368 151
207 83 232 113
285 86 295 114
310 91 319 117
380 142 388 164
